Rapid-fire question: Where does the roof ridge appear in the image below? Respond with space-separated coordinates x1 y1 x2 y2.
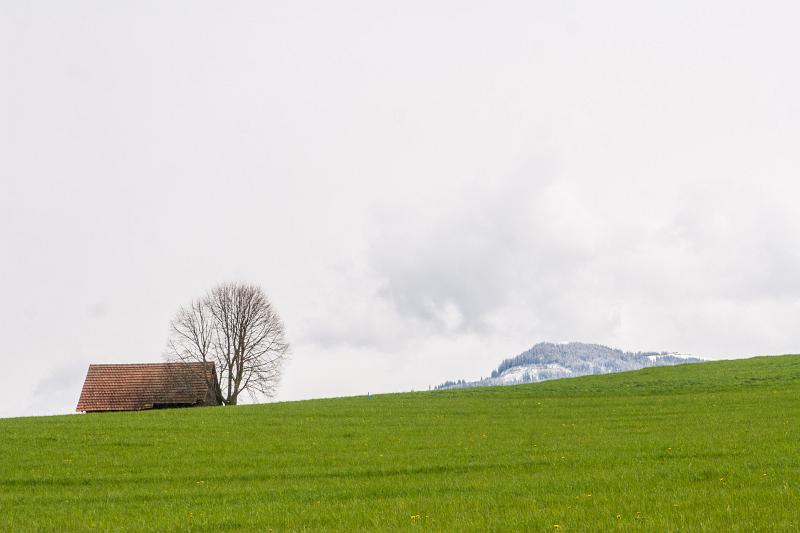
88 362 214 367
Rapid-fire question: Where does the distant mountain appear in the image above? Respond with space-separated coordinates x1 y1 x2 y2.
435 342 702 390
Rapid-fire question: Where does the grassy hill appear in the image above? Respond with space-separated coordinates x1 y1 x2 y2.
1 355 799 531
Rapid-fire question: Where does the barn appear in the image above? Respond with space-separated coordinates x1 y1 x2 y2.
76 362 222 412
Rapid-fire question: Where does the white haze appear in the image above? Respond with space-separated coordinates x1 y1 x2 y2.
2 1 800 417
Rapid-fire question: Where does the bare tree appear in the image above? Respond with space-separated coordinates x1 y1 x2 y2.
166 282 289 405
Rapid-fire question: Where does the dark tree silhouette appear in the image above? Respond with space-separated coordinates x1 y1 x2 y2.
166 282 289 405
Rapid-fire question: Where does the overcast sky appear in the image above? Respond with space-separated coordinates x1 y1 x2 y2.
2 1 799 418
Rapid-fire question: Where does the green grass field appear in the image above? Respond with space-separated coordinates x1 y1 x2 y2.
1 355 799 531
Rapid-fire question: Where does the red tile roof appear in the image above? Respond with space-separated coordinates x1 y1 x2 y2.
76 362 220 412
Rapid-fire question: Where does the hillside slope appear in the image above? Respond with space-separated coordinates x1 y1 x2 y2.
437 341 702 389
1 355 799 531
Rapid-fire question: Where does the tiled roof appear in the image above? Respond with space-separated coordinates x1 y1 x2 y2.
76 362 218 412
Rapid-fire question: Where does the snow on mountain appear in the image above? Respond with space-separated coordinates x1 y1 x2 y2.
435 342 702 390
